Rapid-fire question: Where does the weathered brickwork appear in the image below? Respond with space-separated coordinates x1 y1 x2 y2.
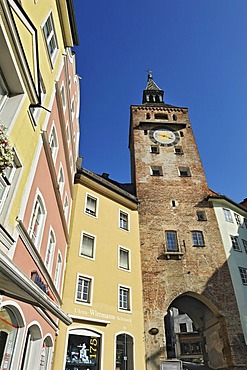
129 104 247 369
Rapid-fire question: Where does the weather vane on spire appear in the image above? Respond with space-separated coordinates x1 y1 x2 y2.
146 68 153 78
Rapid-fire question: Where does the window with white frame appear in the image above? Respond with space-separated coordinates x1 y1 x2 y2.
43 12 58 62
29 194 46 248
54 252 62 290
49 125 58 162
119 210 129 231
60 84 66 108
80 232 95 259
0 69 9 111
239 267 247 285
192 231 205 247
63 194 69 220
76 275 92 304
119 247 130 270
119 286 131 311
234 213 241 226
85 194 98 217
230 235 241 252
0 162 18 212
150 165 163 176
58 165 65 198
179 166 191 177
223 208 233 222
45 229 56 273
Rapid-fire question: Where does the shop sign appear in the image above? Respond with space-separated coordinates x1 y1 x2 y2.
31 271 48 294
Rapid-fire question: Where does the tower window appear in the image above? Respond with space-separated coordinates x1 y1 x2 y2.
192 231 205 247
165 231 179 252
171 200 176 207
174 146 183 155
180 131 184 137
155 113 168 120
173 114 177 121
179 167 191 177
146 113 151 119
150 145 159 154
144 130 148 135
197 211 207 221
151 166 163 176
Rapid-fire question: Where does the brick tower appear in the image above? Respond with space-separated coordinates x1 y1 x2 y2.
129 74 246 369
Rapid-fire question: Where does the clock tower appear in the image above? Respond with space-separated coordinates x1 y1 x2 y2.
129 74 246 369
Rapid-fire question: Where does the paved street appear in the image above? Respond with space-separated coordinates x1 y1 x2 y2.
183 362 213 370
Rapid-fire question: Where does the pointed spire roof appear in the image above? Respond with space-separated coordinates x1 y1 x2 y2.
142 72 165 104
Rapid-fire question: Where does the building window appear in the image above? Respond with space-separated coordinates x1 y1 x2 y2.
196 210 207 221
244 218 247 229
45 229 55 273
80 232 95 259
119 286 131 311
173 114 177 121
192 231 205 247
179 167 191 177
223 208 233 222
165 231 179 252
155 113 168 120
151 166 163 176
63 194 69 220
174 146 183 155
150 145 159 154
116 334 134 370
54 252 62 290
179 323 187 333
43 12 58 62
239 267 247 285
119 210 129 231
119 247 130 270
58 165 65 198
234 213 241 226
76 276 92 303
0 70 9 111
85 194 98 217
60 85 66 107
242 239 247 253
29 194 46 249
49 125 58 162
0 162 18 212
230 235 241 252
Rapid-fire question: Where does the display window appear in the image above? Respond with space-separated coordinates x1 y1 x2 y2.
65 329 101 370
116 333 134 370
0 307 18 370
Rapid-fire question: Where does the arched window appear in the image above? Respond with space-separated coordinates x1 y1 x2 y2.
28 193 46 249
58 165 65 198
116 333 134 370
20 324 42 370
0 306 22 370
49 124 58 162
39 336 53 370
45 228 56 273
54 251 62 291
63 194 69 221
173 114 177 121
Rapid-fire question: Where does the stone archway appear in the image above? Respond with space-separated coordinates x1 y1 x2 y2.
165 292 231 369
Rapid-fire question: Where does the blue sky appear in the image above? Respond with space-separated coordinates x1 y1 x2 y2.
73 0 247 203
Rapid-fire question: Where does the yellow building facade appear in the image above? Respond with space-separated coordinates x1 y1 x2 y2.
53 168 145 370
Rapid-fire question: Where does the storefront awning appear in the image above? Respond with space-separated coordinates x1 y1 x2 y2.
0 250 72 326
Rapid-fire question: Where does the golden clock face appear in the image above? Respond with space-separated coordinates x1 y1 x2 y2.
149 128 179 146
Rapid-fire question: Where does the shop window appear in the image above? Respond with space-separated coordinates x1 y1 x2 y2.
119 210 129 231
85 194 98 217
165 231 179 252
39 336 53 370
116 333 134 370
119 247 130 271
0 306 20 370
65 329 101 370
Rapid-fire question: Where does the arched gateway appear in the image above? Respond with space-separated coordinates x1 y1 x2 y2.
165 292 230 369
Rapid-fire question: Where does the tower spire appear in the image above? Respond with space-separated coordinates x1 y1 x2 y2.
142 72 164 104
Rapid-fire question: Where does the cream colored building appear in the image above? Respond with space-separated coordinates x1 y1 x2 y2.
53 168 145 370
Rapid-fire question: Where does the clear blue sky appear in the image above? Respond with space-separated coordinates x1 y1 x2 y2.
73 0 247 203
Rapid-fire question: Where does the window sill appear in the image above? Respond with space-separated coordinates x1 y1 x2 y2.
164 251 183 260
